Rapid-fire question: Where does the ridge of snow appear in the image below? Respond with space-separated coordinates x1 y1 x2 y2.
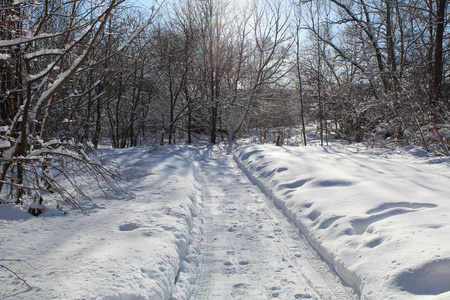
235 144 450 300
24 49 64 60
0 146 203 300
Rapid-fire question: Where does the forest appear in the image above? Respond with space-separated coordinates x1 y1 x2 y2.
1 0 449 209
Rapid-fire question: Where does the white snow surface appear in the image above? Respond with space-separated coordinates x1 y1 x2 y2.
191 146 357 300
1 143 449 299
235 144 450 300
1 146 203 300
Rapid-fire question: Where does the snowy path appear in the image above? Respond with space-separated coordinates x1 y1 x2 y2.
192 149 357 300
2 145 448 299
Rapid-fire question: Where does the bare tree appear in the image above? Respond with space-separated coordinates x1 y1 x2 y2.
295 0 448 152
226 0 293 141
293 4 308 146
0 0 161 210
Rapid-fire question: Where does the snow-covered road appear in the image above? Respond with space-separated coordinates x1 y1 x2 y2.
191 148 357 299
2 144 448 299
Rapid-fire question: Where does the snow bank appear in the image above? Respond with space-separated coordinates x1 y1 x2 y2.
0 146 203 300
235 144 450 300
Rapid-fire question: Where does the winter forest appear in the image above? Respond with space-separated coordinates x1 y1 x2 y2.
1 0 449 204
1 0 450 299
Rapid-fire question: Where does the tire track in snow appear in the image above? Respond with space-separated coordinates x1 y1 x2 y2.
258 192 358 300
192 149 358 299
191 173 215 298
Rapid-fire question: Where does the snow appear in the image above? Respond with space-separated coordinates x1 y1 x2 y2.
0 53 10 61
0 146 203 300
24 49 64 60
235 144 450 299
0 34 61 48
1 142 449 299
191 146 356 299
0 139 11 149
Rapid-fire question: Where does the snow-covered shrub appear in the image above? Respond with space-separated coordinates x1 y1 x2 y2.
0 139 122 214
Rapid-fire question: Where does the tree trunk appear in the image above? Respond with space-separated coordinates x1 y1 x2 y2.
93 94 102 149
210 102 218 144
385 0 398 89
432 0 447 107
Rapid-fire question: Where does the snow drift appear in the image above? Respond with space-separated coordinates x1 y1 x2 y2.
235 144 450 299
0 146 203 300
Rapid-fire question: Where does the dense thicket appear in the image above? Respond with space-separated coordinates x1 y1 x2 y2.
300 0 449 152
0 0 449 209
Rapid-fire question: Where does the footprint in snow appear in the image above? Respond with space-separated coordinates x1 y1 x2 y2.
395 258 450 295
269 286 281 297
271 292 280 298
119 223 140 231
227 226 236 232
233 283 247 289
294 293 314 299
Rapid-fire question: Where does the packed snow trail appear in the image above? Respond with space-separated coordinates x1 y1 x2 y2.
192 146 357 300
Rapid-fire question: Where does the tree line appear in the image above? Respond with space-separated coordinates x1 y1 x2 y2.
300 0 449 153
0 0 449 209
